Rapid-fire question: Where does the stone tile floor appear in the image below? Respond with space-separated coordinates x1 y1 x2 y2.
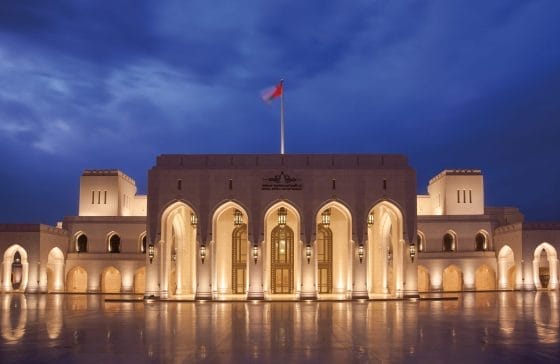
0 291 558 363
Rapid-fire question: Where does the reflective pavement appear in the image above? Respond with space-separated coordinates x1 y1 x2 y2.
0 292 559 363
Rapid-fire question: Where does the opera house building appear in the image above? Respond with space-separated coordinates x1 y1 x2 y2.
1 154 558 299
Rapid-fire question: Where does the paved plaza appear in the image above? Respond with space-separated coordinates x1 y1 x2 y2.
0 292 558 363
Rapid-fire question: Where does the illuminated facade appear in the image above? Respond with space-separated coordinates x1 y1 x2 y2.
0 154 558 298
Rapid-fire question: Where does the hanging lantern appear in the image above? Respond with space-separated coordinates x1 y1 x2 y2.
321 209 331 227
252 245 258 264
200 245 206 264
367 212 374 227
409 243 416 263
306 245 312 264
233 209 243 226
358 244 364 264
148 244 155 264
191 212 198 228
278 207 287 228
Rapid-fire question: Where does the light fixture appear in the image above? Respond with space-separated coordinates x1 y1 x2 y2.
306 245 312 264
200 245 206 264
171 248 177 262
321 209 331 227
148 244 155 264
367 212 374 227
252 245 258 264
387 247 392 264
358 244 364 263
278 207 287 228
409 243 416 263
233 209 243 226
191 212 198 228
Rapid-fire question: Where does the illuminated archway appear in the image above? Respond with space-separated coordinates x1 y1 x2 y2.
47 247 65 292
211 202 249 298
160 201 197 298
315 202 353 298
533 243 558 289
367 201 404 297
2 245 29 292
264 201 301 299
134 267 145 294
443 265 462 291
475 264 496 290
498 245 515 290
101 266 121 293
418 265 430 292
66 266 87 293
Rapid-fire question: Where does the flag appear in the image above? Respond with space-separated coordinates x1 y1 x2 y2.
261 80 283 102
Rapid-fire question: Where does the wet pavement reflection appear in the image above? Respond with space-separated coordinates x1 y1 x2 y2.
1 292 559 363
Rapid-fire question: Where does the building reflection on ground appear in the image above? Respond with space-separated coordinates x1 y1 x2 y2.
0 292 559 362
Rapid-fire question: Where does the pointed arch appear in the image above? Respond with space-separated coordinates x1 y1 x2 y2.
134 267 146 294
418 265 430 292
101 266 121 293
443 265 462 291
315 200 353 297
533 243 558 289
66 266 88 293
74 231 88 253
2 244 29 292
211 201 250 297
498 245 515 290
47 247 65 292
264 201 301 298
475 264 496 290
367 200 405 297
443 230 457 252
160 200 198 298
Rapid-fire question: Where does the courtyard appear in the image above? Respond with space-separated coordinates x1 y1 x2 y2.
0 292 558 363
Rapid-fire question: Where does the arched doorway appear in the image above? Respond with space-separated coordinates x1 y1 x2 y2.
47 247 65 292
443 265 462 291
211 203 249 297
264 202 301 298
418 265 430 292
160 202 197 298
533 243 558 290
101 266 121 293
66 266 87 293
2 245 29 292
475 264 496 290
367 201 404 297
498 245 515 290
315 203 352 298
134 267 145 294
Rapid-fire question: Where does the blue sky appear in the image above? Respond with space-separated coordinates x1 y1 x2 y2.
0 0 559 224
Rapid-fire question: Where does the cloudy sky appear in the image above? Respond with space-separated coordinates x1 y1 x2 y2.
1 1 559 224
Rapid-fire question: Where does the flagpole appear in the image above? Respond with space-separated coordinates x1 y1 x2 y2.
280 79 285 155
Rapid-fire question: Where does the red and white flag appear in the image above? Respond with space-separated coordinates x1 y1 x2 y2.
261 80 283 102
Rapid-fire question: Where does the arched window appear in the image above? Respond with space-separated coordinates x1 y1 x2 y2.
443 233 456 252
76 234 88 253
417 232 425 253
109 234 121 253
475 232 487 251
141 235 147 253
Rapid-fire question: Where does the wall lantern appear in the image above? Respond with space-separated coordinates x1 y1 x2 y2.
358 244 364 263
233 209 243 226
252 245 258 264
321 209 331 227
148 244 155 264
387 247 392 264
409 243 416 263
278 207 287 228
200 245 206 264
367 212 374 227
306 245 312 264
190 212 198 228
171 248 177 262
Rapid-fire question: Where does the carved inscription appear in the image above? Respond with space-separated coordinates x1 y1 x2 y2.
262 171 303 191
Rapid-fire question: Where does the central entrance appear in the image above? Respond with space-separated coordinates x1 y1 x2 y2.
232 225 248 294
317 225 333 293
271 225 294 294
